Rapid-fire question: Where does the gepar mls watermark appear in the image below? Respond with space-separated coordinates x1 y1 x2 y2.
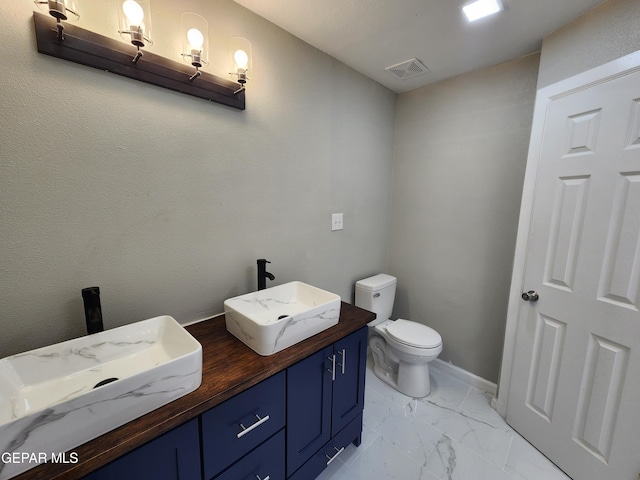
1 451 79 465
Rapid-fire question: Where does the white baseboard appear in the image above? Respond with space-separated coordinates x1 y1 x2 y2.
431 358 497 395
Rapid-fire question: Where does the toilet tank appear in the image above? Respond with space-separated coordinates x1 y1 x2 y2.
355 274 397 321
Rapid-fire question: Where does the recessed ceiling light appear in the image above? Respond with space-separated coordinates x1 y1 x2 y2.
462 0 503 22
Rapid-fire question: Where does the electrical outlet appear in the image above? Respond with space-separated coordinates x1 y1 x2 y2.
331 213 344 231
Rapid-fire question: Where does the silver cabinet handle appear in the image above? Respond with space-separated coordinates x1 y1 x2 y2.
327 354 336 381
237 414 270 438
336 349 346 375
325 446 344 465
255 476 270 480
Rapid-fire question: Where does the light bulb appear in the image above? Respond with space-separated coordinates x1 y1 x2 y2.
234 49 249 69
122 0 144 25
187 28 204 50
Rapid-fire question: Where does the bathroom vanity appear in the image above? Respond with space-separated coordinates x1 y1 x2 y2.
11 302 373 480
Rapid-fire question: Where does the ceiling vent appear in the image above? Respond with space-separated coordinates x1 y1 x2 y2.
385 58 430 80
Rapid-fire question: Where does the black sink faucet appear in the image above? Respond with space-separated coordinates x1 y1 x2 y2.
257 259 275 290
82 286 104 334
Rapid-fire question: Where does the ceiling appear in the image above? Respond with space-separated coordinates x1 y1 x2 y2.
234 0 605 93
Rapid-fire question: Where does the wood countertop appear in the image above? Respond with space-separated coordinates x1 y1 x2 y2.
14 302 374 480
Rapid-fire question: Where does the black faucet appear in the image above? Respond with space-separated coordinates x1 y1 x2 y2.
82 286 104 334
257 259 275 290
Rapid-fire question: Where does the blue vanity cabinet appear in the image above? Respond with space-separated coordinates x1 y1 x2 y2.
79 326 367 480
201 371 286 480
286 326 368 478
82 417 200 480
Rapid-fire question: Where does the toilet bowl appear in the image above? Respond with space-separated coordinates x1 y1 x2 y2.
355 274 443 397
369 318 442 397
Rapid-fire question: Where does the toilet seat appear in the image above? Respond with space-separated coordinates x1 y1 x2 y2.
385 319 442 349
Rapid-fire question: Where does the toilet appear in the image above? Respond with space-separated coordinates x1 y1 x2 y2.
355 274 442 398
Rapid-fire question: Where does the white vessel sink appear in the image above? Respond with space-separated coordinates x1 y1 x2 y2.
224 281 341 356
0 315 202 479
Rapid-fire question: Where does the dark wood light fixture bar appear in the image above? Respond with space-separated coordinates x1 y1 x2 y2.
33 12 246 110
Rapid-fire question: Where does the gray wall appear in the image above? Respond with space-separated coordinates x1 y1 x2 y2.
537 0 640 88
387 0 640 384
388 54 540 383
0 0 396 357
2 0 636 385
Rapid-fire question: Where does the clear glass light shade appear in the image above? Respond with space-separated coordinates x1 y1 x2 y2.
34 0 79 22
116 0 152 45
181 13 209 67
230 37 252 81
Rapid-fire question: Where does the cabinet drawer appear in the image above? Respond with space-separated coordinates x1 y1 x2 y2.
288 412 363 480
214 429 285 480
202 371 286 479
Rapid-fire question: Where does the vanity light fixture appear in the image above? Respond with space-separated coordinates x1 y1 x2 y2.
33 0 79 39
181 13 209 82
462 0 503 22
229 37 252 94
117 0 153 64
32 9 246 109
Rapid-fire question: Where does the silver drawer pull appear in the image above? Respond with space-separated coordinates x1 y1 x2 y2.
255 476 270 480
237 414 270 438
325 446 344 465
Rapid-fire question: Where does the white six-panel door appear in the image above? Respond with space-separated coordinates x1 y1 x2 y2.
503 52 640 480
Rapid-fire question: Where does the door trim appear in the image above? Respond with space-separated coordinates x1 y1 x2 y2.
496 49 640 417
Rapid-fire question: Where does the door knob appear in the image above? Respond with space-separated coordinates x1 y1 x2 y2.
521 290 539 302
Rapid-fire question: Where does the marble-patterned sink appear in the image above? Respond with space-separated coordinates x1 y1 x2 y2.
224 281 341 356
0 315 202 479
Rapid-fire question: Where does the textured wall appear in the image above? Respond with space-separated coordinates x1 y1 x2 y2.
0 1 396 357
537 0 640 89
388 54 540 383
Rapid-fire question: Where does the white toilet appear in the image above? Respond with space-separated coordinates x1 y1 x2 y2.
355 274 442 398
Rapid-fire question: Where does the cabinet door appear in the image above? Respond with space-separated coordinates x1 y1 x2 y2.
82 418 200 480
288 413 363 480
331 326 367 435
286 345 333 476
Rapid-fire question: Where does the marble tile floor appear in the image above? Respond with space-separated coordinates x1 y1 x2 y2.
317 357 572 480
